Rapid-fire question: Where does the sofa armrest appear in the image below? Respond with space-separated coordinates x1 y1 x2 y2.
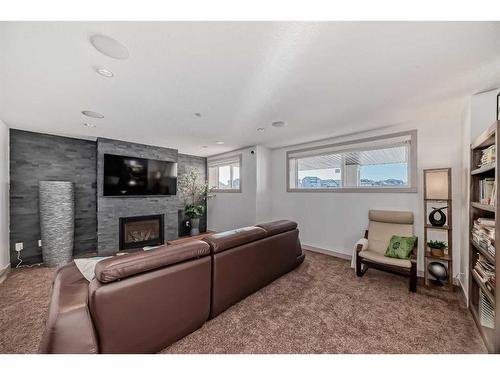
39 263 98 353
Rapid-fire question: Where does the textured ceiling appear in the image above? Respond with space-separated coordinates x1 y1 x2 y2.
1 21 499 156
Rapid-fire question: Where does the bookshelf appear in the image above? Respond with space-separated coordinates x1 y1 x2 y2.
469 120 500 353
423 169 453 290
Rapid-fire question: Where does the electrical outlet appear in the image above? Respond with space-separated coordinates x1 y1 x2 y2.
15 242 23 252
38 240 42 247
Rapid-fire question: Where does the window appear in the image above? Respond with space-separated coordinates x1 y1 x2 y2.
287 130 417 192
208 155 242 192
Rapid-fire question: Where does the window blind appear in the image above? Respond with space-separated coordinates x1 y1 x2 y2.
207 156 240 168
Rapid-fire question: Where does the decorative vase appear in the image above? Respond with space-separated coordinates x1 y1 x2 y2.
428 262 448 286
39 181 74 267
189 217 200 236
428 206 447 227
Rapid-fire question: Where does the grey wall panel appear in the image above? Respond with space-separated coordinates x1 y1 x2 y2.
9 130 97 266
97 138 180 255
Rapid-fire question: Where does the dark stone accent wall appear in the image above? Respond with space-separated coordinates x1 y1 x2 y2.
9 130 97 266
177 153 207 236
9 131 207 263
97 138 179 255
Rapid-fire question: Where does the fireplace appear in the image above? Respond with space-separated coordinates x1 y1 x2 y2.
119 214 164 250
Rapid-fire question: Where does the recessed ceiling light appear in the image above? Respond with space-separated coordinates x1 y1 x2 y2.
94 66 114 78
257 127 265 131
90 34 129 60
81 110 104 119
83 123 96 128
271 121 287 128
216 141 224 145
194 113 202 118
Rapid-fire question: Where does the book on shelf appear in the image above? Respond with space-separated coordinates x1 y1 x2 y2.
477 218 496 227
479 178 496 205
472 218 496 258
474 254 496 295
478 144 496 168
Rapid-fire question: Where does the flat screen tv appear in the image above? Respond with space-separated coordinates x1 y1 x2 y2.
103 153 177 196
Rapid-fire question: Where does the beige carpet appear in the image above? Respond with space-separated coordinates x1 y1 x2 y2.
0 251 486 354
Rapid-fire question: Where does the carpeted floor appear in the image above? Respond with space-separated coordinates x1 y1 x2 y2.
0 251 487 354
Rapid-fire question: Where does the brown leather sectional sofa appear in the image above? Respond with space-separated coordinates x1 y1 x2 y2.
39 220 304 354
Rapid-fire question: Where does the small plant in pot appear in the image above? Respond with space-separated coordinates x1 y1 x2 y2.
178 168 213 236
184 204 205 236
427 240 447 257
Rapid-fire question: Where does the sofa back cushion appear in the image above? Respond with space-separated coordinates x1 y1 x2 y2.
367 210 414 254
95 240 210 283
210 228 303 319
256 220 297 236
89 256 211 353
203 227 266 253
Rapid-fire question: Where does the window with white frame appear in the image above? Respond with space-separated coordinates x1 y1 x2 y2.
287 130 417 192
208 155 242 192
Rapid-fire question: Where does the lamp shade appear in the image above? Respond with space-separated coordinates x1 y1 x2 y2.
425 169 450 200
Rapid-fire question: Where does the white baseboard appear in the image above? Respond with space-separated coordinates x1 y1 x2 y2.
302 244 352 260
0 263 10 284
458 275 468 305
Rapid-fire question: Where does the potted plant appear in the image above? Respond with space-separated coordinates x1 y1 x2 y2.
184 204 205 236
178 169 213 236
427 240 447 257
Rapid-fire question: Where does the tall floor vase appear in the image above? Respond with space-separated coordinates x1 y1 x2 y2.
39 181 74 267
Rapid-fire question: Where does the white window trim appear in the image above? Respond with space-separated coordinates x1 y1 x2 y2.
286 130 418 193
208 153 242 193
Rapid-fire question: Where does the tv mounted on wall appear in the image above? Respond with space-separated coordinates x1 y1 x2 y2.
103 153 177 196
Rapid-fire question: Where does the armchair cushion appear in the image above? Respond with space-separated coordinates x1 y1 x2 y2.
367 221 414 254
385 235 417 259
359 250 412 269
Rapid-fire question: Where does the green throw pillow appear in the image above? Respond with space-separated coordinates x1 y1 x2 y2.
385 235 417 259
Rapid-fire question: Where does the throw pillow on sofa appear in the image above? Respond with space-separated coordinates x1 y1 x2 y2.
385 235 417 259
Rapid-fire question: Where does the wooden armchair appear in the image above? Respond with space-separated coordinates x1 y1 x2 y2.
355 210 418 292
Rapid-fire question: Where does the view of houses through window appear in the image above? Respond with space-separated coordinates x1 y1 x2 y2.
288 132 414 191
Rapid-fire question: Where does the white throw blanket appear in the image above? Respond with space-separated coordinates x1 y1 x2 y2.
351 238 368 269
74 257 111 282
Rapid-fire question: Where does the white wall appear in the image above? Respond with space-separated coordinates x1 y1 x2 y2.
255 145 273 223
207 145 274 231
471 88 500 140
207 147 257 231
206 99 484 282
460 100 472 296
269 103 465 276
0 120 9 278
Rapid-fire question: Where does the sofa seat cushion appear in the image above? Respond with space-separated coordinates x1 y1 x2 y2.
203 227 266 253
256 220 298 236
95 240 210 283
359 250 412 269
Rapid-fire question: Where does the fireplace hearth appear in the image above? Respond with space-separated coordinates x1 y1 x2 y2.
119 214 165 250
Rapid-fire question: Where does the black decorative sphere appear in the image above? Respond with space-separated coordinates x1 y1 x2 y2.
428 262 448 285
429 206 447 227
